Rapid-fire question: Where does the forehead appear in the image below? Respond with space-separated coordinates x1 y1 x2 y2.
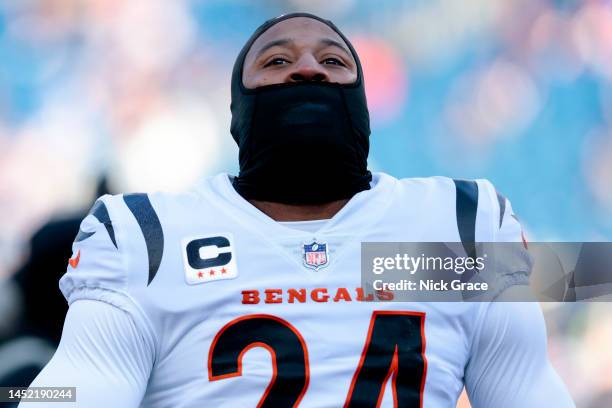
245 17 352 59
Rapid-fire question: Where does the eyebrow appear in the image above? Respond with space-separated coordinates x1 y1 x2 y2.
255 37 353 60
319 38 352 59
255 38 292 59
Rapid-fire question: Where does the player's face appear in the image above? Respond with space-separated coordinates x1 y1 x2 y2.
242 17 358 89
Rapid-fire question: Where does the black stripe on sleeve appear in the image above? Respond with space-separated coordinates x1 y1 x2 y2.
453 179 478 259
123 193 164 286
75 199 117 248
496 191 506 229
74 228 95 243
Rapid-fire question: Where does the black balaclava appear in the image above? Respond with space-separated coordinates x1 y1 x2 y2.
231 12 372 205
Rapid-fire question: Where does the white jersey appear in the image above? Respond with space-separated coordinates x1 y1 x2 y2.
25 172 574 407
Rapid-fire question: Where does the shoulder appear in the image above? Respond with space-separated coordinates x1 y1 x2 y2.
59 194 132 305
394 174 496 199
393 176 508 233
59 182 205 299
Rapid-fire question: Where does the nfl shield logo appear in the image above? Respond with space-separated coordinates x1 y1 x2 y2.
303 241 329 270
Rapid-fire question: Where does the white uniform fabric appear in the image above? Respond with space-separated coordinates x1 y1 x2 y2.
279 219 329 233
24 173 574 407
24 300 152 407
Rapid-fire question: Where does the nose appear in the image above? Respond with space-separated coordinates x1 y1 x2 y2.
286 54 329 83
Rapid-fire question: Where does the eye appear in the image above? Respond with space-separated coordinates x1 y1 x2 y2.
322 57 346 66
264 57 290 67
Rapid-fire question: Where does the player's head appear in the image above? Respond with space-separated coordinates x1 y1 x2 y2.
230 13 372 205
240 16 359 88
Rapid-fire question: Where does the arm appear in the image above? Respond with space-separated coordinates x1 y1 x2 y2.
466 184 574 406
21 299 153 407
21 195 158 406
465 286 575 408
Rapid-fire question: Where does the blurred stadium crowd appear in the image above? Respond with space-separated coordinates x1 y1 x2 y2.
0 0 611 406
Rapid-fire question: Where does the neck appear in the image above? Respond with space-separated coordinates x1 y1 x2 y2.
248 198 350 222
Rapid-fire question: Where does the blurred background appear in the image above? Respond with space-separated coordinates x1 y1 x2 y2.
0 0 611 406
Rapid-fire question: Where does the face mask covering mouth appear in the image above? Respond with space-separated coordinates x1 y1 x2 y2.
230 12 372 205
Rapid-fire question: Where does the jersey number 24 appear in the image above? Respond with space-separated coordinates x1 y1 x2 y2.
208 311 427 407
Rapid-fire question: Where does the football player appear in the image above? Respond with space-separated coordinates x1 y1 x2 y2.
23 13 574 407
